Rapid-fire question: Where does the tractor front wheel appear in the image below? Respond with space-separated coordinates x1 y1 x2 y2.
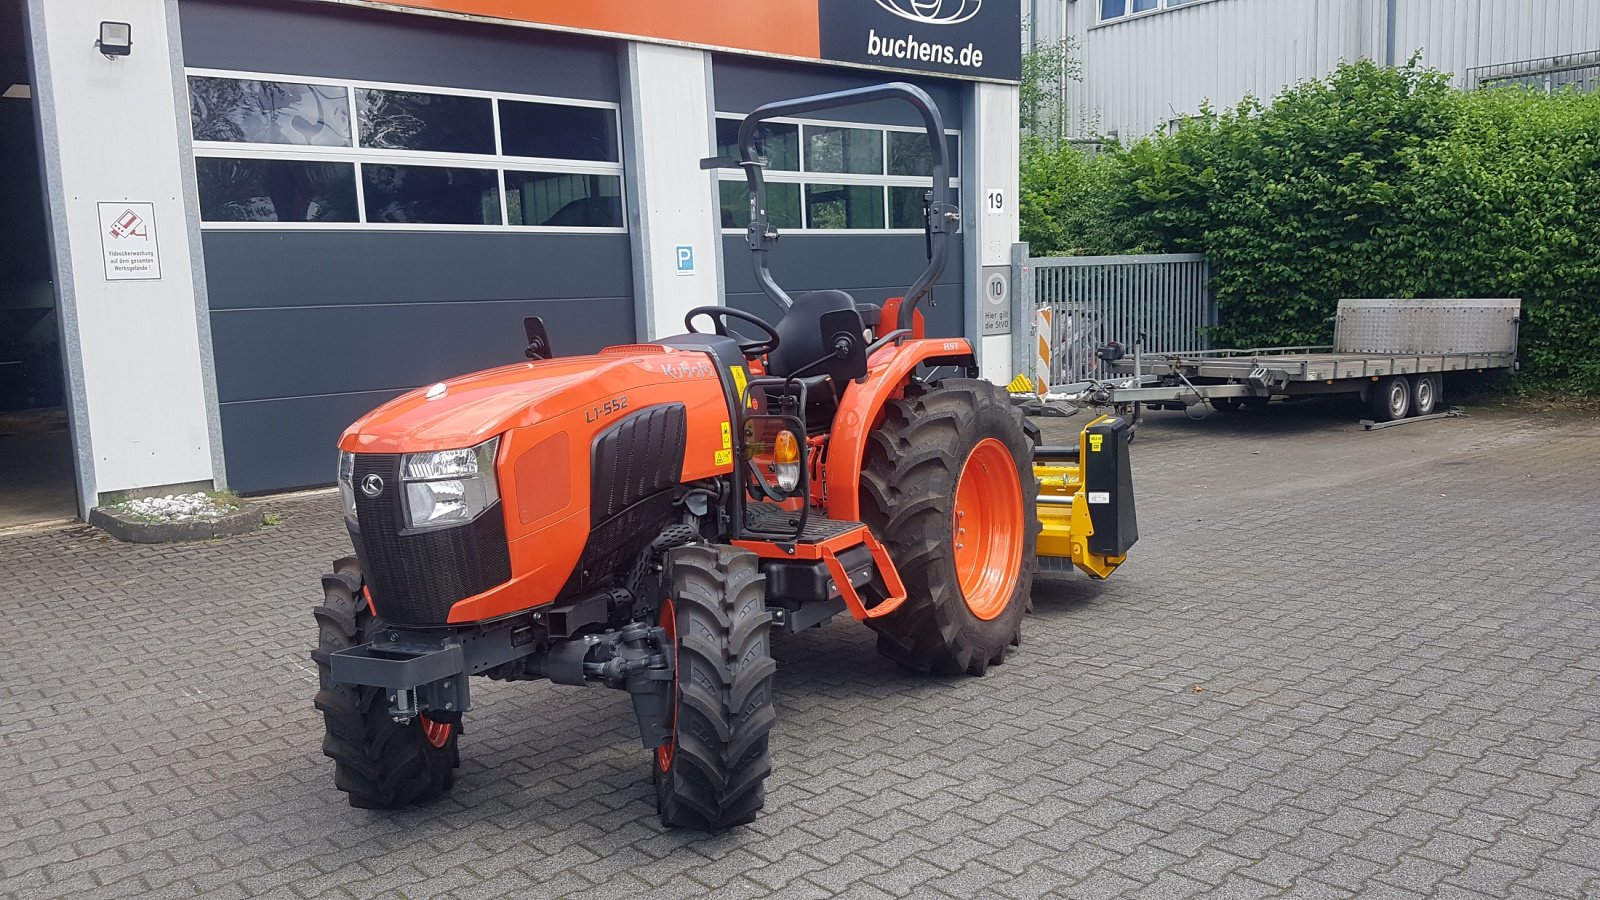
654 544 777 831
312 557 459 809
861 379 1038 676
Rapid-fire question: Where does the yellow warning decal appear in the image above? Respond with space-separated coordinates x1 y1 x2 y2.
729 366 749 400
1089 434 1104 452
714 448 734 467
720 421 732 449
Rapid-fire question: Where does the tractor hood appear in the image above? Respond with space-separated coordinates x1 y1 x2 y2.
338 350 690 454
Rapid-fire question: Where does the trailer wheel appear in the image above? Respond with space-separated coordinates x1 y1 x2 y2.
861 379 1038 676
1411 374 1440 416
311 558 459 809
1369 376 1411 422
654 545 776 831
1209 397 1243 412
1113 402 1142 442
1242 395 1270 409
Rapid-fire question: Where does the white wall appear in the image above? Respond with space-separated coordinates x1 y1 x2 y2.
966 81 1021 384
619 43 724 340
28 0 219 510
1032 0 1600 141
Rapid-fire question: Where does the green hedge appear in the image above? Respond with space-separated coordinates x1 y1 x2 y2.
1021 60 1600 393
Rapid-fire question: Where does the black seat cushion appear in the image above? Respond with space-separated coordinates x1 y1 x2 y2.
767 290 861 383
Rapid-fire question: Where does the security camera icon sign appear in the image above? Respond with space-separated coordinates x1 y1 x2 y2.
873 0 983 25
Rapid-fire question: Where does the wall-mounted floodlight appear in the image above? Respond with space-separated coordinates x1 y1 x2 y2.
97 21 132 58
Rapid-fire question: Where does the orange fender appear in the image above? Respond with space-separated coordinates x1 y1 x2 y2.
823 337 977 522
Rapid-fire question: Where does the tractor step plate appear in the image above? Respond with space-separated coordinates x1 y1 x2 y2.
744 505 863 544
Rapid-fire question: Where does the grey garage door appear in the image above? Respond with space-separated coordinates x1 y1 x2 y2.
180 0 635 492
711 56 966 338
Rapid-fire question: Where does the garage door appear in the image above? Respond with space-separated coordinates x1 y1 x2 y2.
711 57 966 339
180 0 635 492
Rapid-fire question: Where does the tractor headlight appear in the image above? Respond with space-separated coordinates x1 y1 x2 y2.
337 450 357 520
400 436 501 530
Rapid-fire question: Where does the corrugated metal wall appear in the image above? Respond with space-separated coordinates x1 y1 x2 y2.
1393 0 1600 81
1030 0 1600 140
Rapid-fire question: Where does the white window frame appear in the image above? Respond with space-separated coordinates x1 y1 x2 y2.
714 113 961 236
1095 0 1221 27
186 67 627 233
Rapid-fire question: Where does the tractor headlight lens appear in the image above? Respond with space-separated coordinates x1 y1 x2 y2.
337 451 357 520
400 436 500 530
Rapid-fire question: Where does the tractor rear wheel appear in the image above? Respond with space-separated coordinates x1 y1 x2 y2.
861 378 1038 676
312 557 459 809
654 545 777 831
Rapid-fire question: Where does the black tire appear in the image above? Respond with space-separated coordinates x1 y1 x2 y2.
860 378 1038 676
312 557 459 809
1369 375 1411 422
1242 395 1270 409
1411 374 1440 416
655 544 776 831
1209 397 1244 412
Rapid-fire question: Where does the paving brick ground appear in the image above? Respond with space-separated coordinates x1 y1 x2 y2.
3 400 1599 899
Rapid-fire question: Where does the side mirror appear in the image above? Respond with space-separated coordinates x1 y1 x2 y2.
818 309 869 383
524 316 552 360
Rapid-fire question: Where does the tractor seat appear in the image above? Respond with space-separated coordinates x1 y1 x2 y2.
764 290 868 434
766 290 861 382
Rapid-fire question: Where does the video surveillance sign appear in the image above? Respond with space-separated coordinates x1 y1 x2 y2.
819 0 1022 82
97 202 163 281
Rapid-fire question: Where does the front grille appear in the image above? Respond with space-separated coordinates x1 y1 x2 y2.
591 404 687 521
349 453 513 626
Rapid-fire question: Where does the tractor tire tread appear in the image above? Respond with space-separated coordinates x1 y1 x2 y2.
860 378 1040 675
655 545 775 831
312 559 458 810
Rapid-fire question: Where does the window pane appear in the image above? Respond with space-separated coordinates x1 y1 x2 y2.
1132 0 1160 10
887 132 961 178
804 125 883 175
889 186 927 230
362 164 501 224
1101 0 1127 18
356 89 494 154
720 180 801 229
189 76 350 146
887 131 930 178
804 184 884 229
890 186 961 229
505 171 623 227
195 158 357 222
500 101 619 162
715 119 800 171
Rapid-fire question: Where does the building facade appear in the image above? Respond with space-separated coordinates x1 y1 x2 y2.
8 0 1024 519
1026 0 1600 141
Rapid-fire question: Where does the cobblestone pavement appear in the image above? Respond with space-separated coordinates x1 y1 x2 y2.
4 401 1599 899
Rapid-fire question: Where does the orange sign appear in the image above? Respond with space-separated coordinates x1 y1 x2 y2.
387 0 821 59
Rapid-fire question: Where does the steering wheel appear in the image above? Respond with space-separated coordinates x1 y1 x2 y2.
684 306 781 357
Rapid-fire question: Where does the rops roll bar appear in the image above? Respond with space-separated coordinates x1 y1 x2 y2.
701 82 957 334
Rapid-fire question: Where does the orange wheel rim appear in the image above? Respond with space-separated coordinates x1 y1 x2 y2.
420 715 452 749
952 438 1025 620
656 599 678 773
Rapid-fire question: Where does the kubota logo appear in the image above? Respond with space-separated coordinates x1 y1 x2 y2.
872 0 982 25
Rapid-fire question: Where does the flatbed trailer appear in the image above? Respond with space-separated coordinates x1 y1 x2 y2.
1040 298 1521 424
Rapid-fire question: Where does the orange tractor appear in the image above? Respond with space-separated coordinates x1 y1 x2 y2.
313 84 1138 830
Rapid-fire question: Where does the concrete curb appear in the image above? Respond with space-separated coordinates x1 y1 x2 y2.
88 505 263 544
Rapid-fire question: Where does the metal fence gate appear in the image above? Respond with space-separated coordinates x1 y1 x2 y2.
1012 248 1215 387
